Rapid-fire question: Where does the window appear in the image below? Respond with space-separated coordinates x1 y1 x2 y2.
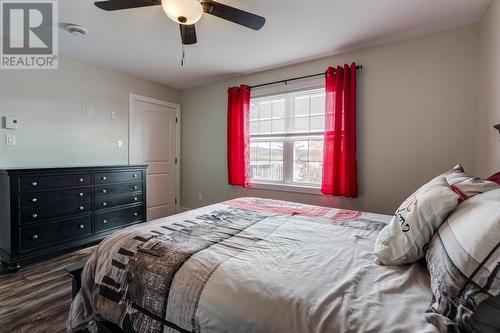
250 88 325 191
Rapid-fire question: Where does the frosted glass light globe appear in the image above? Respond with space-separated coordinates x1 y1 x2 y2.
162 0 203 25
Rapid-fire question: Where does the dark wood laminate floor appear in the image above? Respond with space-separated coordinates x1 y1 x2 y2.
0 246 96 333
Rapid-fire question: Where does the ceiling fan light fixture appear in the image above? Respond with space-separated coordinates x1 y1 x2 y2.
162 0 203 25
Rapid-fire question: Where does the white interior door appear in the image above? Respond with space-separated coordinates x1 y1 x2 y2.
129 94 180 221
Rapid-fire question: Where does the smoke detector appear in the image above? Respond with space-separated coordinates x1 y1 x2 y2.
64 24 88 37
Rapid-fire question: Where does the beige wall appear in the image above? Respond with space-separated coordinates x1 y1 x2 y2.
180 26 478 214
477 0 500 177
0 55 180 168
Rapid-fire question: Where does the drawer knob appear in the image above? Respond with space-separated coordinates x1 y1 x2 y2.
102 219 108 224
133 197 138 201
133 174 138 178
79 206 84 211
32 234 38 240
32 213 38 219
133 212 138 217
133 186 138 190
79 225 85 229
78 193 84 197
31 181 38 186
102 202 107 207
101 176 107 181
78 178 84 182
102 189 107 194
31 198 38 203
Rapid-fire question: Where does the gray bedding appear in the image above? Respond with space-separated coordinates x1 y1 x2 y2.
68 197 438 333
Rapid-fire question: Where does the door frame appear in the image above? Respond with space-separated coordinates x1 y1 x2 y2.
128 93 181 214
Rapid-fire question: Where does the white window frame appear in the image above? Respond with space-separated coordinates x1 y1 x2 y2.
249 78 325 195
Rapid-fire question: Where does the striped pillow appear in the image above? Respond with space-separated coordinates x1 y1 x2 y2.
439 164 499 201
425 188 500 332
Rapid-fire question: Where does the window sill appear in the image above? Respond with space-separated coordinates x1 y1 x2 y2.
249 182 322 195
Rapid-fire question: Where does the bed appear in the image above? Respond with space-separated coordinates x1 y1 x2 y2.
68 197 438 333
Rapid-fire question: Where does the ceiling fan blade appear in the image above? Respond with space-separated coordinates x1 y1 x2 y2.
94 0 161 11
180 24 197 45
201 1 265 30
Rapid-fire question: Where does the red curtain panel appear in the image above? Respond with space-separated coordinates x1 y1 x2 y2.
227 85 251 187
321 64 358 197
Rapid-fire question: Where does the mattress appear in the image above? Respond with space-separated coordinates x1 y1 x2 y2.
68 197 438 333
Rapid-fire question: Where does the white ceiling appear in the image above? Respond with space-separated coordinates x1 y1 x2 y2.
59 0 491 89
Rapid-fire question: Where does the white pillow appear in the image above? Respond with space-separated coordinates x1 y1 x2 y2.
374 176 459 265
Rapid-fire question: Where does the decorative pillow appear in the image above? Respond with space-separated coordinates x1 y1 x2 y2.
425 188 500 333
437 164 499 200
439 164 467 184
488 172 500 185
374 176 460 265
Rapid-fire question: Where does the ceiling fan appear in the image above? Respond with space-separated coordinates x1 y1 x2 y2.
94 0 266 45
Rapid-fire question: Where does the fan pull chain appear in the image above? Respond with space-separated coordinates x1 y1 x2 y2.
181 44 185 66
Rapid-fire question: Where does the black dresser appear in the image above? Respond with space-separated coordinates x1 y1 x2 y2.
0 165 147 271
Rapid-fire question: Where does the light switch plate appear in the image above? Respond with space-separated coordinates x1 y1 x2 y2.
111 112 117 120
117 140 123 149
5 134 16 145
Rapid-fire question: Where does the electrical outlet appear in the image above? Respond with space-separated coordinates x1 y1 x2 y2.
5 134 16 146
117 140 123 149
86 105 94 117
198 193 203 202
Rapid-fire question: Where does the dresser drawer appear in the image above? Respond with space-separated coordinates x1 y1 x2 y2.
20 200 91 224
95 193 143 210
95 206 144 233
94 171 143 185
20 216 92 252
19 187 91 208
19 174 91 192
95 182 143 197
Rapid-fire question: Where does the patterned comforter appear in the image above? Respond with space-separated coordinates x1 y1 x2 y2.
68 197 438 333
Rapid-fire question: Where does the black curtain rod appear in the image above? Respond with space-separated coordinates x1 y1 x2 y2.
250 65 363 89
